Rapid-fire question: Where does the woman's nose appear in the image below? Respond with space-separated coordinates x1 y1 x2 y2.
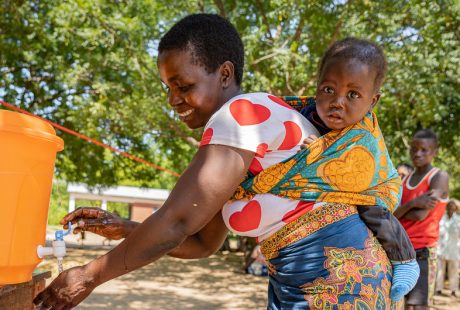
168 91 183 107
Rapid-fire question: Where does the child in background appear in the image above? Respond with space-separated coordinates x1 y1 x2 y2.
397 163 414 180
395 129 449 309
245 245 268 276
302 38 419 301
436 199 460 297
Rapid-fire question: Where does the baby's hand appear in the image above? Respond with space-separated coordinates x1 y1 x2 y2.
300 135 318 149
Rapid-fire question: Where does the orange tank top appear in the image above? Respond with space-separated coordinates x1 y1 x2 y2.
399 167 448 249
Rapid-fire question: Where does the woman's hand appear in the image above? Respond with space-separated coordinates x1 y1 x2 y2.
33 265 96 310
60 207 133 240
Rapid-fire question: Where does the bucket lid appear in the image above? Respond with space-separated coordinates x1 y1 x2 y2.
0 110 64 151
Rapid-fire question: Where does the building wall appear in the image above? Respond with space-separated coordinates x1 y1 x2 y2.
129 202 162 222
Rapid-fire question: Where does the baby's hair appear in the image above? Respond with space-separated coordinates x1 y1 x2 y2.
413 129 438 147
158 14 244 86
318 37 387 91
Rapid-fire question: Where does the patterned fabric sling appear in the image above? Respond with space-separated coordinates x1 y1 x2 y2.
237 97 403 309
231 96 402 212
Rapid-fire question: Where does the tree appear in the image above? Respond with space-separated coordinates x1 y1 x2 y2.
1 0 459 194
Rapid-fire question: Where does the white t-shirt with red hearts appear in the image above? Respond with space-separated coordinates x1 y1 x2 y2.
200 92 321 241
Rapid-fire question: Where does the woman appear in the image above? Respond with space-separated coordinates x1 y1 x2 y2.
34 14 396 309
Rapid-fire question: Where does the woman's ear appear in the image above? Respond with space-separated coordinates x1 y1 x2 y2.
370 93 381 111
220 61 235 88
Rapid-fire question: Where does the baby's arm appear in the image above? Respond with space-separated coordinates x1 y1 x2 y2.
357 205 415 261
300 134 319 149
357 205 419 302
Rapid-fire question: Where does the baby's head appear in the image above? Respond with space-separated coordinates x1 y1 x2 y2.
315 37 387 130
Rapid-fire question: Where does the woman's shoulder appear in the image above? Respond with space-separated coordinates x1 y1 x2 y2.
219 92 310 120
201 92 318 154
208 92 296 125
226 92 298 105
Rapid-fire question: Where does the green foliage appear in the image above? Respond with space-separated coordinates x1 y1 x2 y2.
1 1 459 194
48 180 129 224
48 180 70 225
74 199 129 218
107 201 129 219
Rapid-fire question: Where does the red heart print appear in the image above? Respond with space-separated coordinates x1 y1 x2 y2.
200 128 214 146
282 201 315 223
278 121 302 150
249 158 263 175
229 200 262 232
268 95 295 110
229 99 271 126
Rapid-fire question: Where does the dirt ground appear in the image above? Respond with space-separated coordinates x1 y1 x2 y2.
37 231 460 309
37 231 267 309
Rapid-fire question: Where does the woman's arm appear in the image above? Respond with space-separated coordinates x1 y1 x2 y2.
168 211 228 258
62 207 227 258
34 144 254 308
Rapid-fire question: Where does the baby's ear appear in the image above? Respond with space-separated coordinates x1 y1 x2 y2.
370 92 381 111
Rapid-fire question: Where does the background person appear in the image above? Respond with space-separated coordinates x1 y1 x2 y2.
244 245 268 276
394 129 449 310
397 163 414 180
436 199 460 297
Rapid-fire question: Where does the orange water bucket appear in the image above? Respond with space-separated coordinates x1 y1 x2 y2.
0 109 64 284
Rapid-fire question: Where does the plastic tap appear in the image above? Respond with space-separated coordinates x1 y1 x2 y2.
37 222 72 272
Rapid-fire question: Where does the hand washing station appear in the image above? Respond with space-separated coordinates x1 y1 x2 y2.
0 109 64 284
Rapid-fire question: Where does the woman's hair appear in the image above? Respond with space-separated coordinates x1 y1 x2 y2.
158 13 244 86
413 129 438 146
318 37 387 91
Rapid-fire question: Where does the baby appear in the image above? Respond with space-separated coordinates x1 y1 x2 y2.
302 37 419 301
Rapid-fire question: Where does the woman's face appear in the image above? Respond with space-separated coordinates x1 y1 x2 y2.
158 48 225 129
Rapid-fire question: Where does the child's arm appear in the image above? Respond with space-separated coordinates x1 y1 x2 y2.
394 170 449 221
300 134 319 149
357 205 415 261
358 205 419 302
393 192 437 220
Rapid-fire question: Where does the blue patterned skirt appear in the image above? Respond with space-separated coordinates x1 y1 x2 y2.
260 203 402 310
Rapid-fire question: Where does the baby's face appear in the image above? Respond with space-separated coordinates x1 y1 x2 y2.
316 58 380 130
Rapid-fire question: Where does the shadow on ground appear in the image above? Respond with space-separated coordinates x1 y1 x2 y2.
38 247 268 310
37 230 460 309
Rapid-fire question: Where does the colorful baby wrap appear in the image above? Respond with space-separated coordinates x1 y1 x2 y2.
231 96 401 212
265 203 401 310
